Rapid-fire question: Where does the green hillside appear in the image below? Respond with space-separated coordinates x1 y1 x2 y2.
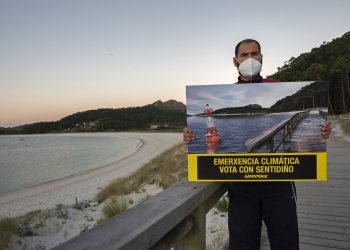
212 104 267 115
269 81 329 113
270 31 350 114
2 100 186 134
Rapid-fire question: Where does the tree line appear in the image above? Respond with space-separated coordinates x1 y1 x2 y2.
2 105 186 134
269 81 329 113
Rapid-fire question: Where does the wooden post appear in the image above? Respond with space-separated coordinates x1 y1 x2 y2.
266 137 274 152
184 206 206 249
287 122 291 138
152 217 194 250
282 126 286 142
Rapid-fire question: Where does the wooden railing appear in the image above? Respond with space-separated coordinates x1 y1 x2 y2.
339 114 350 133
245 111 309 153
54 181 226 250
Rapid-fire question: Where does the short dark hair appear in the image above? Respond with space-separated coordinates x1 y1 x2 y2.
235 39 261 57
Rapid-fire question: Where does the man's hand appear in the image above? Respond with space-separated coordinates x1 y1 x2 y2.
321 121 331 139
183 127 195 144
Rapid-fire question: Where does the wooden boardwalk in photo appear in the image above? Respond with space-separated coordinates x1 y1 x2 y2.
261 135 350 249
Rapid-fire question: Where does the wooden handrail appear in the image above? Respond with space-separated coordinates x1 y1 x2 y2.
245 111 309 153
54 181 226 250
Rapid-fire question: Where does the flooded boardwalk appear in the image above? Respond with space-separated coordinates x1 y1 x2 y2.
277 110 327 152
261 135 350 249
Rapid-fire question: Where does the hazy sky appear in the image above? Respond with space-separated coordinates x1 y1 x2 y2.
1 0 350 127
186 82 312 114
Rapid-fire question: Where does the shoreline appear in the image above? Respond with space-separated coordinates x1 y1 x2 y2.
0 137 144 197
0 132 182 218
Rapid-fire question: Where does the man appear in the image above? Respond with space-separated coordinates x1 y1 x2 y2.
184 39 331 249
233 39 277 83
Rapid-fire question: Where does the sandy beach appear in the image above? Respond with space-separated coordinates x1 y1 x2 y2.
0 132 182 218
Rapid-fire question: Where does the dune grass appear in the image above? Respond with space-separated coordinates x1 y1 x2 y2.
0 218 16 250
96 143 187 203
0 210 43 250
207 228 227 250
97 143 187 220
102 197 128 220
215 194 229 213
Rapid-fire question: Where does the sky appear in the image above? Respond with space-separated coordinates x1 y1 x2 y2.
186 82 312 115
1 0 350 127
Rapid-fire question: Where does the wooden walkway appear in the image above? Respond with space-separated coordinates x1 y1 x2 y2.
261 135 350 249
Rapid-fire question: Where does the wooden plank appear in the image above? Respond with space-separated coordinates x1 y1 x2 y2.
298 244 346 250
298 197 350 206
298 234 350 249
298 222 350 236
297 204 350 215
297 182 350 187
299 227 350 241
298 218 350 231
260 135 350 249
261 228 350 249
294 135 350 249
298 201 350 209
296 186 350 194
261 227 350 250
299 243 348 250
298 213 350 225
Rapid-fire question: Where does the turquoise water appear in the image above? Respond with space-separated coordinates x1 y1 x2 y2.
0 133 141 193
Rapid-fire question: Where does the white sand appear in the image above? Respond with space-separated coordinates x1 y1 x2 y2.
0 132 182 218
8 183 166 249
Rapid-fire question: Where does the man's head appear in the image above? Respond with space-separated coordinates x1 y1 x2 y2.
233 39 263 80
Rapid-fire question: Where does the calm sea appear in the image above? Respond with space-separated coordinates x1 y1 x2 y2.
187 111 326 154
0 133 141 194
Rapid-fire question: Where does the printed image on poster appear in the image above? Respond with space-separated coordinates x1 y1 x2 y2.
186 81 329 181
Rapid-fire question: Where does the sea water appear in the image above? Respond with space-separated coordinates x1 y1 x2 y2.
187 111 326 154
0 133 141 193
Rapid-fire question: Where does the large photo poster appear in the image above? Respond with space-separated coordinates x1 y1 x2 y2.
186 81 329 181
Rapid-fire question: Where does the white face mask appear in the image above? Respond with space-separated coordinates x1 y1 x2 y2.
237 58 262 79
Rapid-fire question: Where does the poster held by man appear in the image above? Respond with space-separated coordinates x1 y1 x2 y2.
186 81 329 181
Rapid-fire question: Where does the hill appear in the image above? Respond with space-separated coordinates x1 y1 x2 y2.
2 100 186 134
212 104 267 115
151 99 186 111
269 81 329 113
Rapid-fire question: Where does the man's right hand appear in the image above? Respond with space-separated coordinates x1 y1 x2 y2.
183 127 195 144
